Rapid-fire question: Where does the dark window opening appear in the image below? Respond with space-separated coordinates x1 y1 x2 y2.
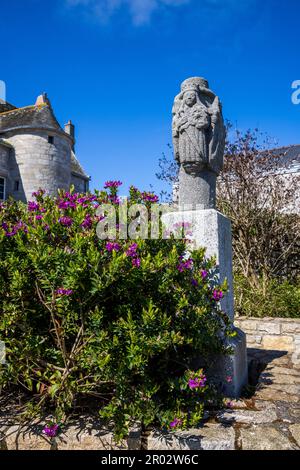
14 180 20 191
48 135 54 144
0 177 6 200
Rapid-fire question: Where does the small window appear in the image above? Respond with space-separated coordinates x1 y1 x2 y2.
0 177 6 200
48 135 54 144
14 180 20 192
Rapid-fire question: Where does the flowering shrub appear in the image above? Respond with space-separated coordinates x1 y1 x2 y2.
0 183 231 439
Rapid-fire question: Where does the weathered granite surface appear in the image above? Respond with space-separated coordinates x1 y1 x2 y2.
172 77 225 210
162 209 234 319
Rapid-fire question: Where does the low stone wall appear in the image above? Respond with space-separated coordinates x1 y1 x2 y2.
0 419 141 450
235 317 300 364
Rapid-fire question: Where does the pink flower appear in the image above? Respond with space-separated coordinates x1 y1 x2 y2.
141 192 159 203
80 214 92 229
201 270 208 279
177 258 193 272
212 289 223 301
108 195 120 204
59 216 73 227
188 376 207 390
32 189 46 198
226 375 233 383
132 257 141 268
56 288 73 296
28 201 40 212
105 242 121 252
126 243 138 257
170 418 182 429
42 423 59 438
104 180 122 188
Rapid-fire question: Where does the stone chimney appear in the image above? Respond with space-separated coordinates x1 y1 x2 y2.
65 120 75 150
35 92 50 107
65 120 75 139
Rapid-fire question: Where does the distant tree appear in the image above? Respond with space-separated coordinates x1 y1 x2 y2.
218 126 300 289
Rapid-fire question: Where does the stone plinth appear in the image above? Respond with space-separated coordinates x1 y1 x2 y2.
162 208 248 397
214 328 248 397
162 209 234 320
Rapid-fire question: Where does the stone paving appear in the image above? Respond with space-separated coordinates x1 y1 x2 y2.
148 348 300 450
1 348 300 450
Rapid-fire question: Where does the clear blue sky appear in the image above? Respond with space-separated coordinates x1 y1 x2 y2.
1 0 299 195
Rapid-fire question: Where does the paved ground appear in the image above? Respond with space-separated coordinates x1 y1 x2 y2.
148 348 300 450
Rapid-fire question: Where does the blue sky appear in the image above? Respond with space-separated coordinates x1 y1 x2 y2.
1 0 299 194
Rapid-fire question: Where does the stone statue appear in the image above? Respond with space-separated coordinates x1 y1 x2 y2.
172 77 225 209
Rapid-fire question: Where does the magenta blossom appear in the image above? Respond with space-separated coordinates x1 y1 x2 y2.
81 214 93 229
212 289 223 301
188 376 207 389
3 221 28 237
141 192 159 203
28 201 40 212
126 243 138 257
42 423 59 438
32 189 46 198
59 216 73 227
108 195 120 204
170 418 182 429
105 242 121 252
177 258 193 272
188 370 207 390
201 270 208 279
104 180 122 188
56 288 73 296
226 375 233 383
58 200 77 209
132 257 141 268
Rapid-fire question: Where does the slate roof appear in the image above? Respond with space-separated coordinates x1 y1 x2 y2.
272 145 300 174
0 99 16 114
0 104 62 133
71 151 90 180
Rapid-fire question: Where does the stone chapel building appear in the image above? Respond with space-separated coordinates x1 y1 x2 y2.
0 93 89 202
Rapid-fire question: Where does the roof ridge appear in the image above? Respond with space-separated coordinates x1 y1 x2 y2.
272 144 300 152
0 104 47 116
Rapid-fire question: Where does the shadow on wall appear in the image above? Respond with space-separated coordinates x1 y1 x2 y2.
8 147 26 202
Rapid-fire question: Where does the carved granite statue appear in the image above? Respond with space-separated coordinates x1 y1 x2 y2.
172 77 225 209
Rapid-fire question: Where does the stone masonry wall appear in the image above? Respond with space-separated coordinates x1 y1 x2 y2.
71 173 87 194
4 130 71 201
0 145 9 177
235 317 300 364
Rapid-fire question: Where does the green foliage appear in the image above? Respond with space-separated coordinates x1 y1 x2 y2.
235 274 300 318
0 186 230 439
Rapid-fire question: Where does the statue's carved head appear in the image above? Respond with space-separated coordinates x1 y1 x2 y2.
183 90 197 107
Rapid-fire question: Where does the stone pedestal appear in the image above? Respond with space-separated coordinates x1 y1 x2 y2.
163 209 234 319
162 208 248 397
178 167 217 210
